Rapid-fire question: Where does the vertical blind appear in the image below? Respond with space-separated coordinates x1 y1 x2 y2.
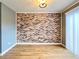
66 6 79 56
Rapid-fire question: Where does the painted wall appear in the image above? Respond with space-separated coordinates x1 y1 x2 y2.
1 3 16 53
17 13 61 43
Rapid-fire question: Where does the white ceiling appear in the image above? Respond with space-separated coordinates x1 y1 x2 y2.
0 0 78 12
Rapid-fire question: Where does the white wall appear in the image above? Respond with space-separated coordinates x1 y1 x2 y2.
1 3 16 53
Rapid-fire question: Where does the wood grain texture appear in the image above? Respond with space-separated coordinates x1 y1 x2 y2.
0 45 77 59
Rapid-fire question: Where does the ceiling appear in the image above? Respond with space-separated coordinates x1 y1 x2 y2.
0 0 78 12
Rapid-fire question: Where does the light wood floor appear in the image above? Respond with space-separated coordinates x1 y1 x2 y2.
0 45 77 59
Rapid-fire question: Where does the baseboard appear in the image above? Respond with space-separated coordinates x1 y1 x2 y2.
61 44 66 48
17 43 62 45
0 43 17 56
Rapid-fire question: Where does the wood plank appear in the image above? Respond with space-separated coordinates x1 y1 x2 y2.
0 45 77 59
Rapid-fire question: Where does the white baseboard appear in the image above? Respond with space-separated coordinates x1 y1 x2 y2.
61 44 66 47
17 43 62 45
0 43 16 56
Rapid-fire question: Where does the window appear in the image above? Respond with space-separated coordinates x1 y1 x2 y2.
66 6 79 56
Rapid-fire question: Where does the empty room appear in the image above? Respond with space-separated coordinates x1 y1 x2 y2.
0 0 79 59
